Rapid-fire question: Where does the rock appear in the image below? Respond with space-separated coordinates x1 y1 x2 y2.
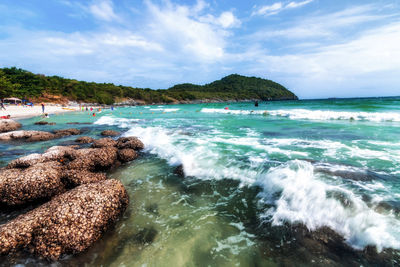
101 130 121 137
7 146 77 169
118 149 138 162
0 179 129 260
68 147 118 171
0 130 56 142
0 119 21 133
0 136 142 206
75 136 95 144
173 164 185 177
62 170 107 187
91 138 117 148
53 128 81 137
0 161 65 206
34 121 57 125
116 137 144 151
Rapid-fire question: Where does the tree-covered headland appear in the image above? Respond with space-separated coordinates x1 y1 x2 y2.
0 67 298 105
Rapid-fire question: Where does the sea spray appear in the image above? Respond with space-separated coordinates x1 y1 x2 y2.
256 160 400 251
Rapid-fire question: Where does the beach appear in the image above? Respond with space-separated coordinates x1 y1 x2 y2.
0 104 79 119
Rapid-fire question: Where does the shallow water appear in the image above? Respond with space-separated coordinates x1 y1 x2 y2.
1 97 400 266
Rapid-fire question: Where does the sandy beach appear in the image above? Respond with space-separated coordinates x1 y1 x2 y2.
0 105 79 119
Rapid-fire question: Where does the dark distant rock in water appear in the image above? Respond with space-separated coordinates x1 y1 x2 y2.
116 136 144 151
0 179 129 260
133 227 158 245
54 128 81 137
67 122 92 125
34 121 56 125
0 130 56 142
0 119 21 133
75 136 95 144
91 138 117 148
255 221 400 266
174 164 185 177
101 130 121 137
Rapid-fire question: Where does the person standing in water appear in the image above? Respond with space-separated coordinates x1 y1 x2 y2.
0 99 6 110
41 103 45 113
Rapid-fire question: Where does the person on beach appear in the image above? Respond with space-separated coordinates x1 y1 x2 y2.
0 99 6 110
41 103 45 113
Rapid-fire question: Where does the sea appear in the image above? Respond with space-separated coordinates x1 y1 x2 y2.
1 97 400 266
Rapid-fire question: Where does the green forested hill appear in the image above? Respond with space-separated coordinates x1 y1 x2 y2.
0 67 298 104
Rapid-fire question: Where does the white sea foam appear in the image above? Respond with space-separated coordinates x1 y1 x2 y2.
94 116 140 128
201 108 400 122
99 116 400 250
257 160 400 251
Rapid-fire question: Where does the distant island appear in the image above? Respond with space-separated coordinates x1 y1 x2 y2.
0 67 298 105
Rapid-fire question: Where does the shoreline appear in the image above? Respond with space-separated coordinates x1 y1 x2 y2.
0 105 81 120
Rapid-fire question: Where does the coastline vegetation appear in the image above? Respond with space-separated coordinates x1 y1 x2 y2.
0 67 297 104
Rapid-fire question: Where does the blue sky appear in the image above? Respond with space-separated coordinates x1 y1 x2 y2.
0 0 399 98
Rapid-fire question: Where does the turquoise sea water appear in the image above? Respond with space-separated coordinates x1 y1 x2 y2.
1 97 400 266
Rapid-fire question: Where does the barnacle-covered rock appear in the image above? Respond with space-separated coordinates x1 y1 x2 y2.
118 148 138 162
116 136 144 151
53 128 81 137
0 119 21 133
101 130 120 137
0 130 56 142
91 138 117 148
0 179 129 260
0 161 65 206
7 146 77 169
75 136 94 144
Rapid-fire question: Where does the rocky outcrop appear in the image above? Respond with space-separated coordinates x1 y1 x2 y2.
0 130 56 142
75 136 95 144
0 128 81 143
118 148 138 162
101 130 121 137
0 137 142 206
0 119 21 133
91 138 117 148
53 128 81 137
116 136 144 151
0 179 128 260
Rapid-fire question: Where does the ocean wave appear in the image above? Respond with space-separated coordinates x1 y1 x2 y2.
94 116 140 128
257 160 400 251
201 108 400 122
150 108 179 112
109 118 400 250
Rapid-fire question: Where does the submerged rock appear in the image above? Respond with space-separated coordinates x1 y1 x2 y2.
0 130 56 142
34 121 56 126
0 119 21 133
0 179 129 260
173 164 185 177
101 130 121 137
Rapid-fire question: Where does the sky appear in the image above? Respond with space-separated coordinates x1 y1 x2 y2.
0 0 399 99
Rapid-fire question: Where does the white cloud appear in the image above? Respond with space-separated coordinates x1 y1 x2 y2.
253 0 313 16
89 0 119 22
240 21 400 98
144 0 239 61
